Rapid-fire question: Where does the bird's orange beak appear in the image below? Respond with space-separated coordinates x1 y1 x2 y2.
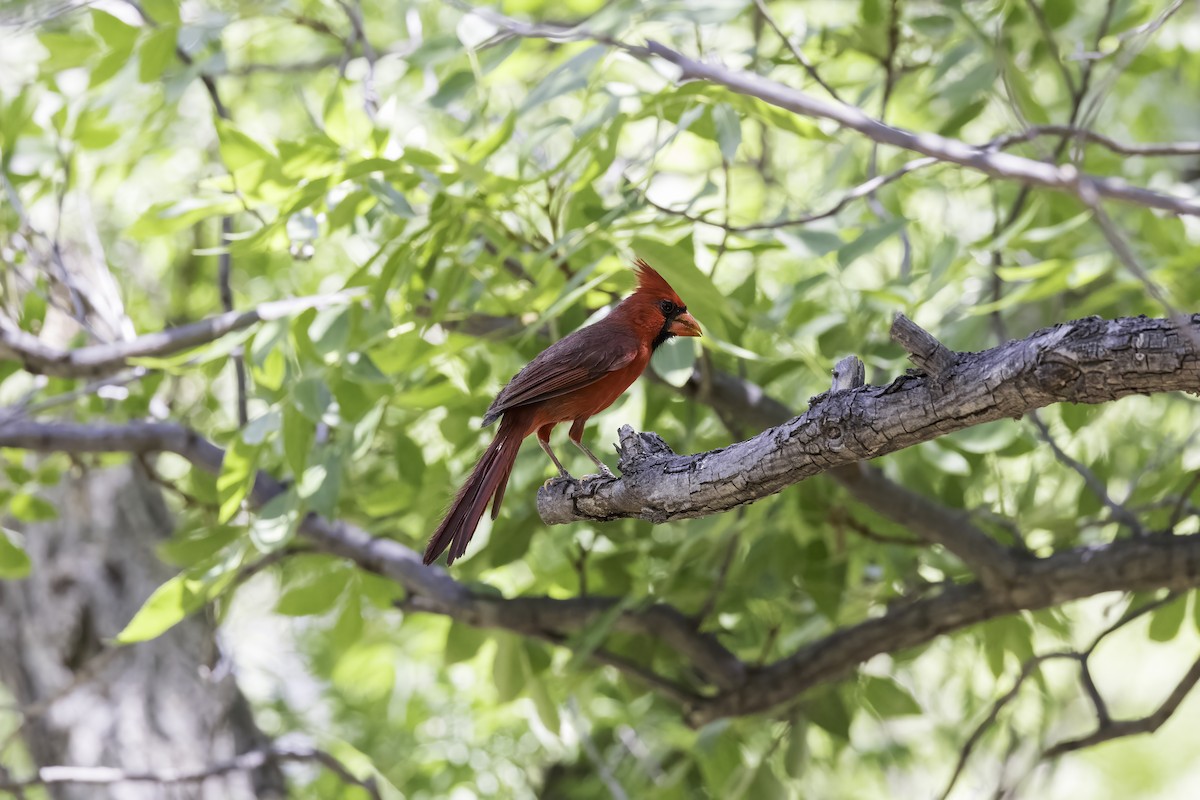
669 312 702 337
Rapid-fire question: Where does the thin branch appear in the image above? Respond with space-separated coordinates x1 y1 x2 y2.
335 0 379 120
1043 654 1200 758
568 697 630 800
692 528 741 624
939 650 1076 800
749 0 844 102
1030 412 1144 534
989 125 1200 158
1025 0 1078 97
1073 177 1200 352
217 217 249 426
940 591 1178 798
640 41 1200 217
0 292 360 379
643 156 938 232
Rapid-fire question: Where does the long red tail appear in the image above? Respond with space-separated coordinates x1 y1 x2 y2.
423 418 524 565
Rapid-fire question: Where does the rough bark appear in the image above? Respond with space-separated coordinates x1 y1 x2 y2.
0 465 285 800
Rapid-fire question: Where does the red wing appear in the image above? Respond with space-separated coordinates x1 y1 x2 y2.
482 326 640 425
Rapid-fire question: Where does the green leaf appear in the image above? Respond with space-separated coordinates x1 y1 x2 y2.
837 217 907 267
310 307 352 359
742 761 787 800
116 571 209 643
469 111 516 162
137 26 177 83
38 31 100 72
429 71 475 108
293 377 332 422
527 676 560 732
0 527 32 579
805 687 851 740
863 676 922 717
299 448 341 518
445 622 488 665
711 104 741 161
249 490 299 551
331 642 396 703
141 0 181 23
493 635 527 702
9 493 57 522
217 437 259 524
1043 0 1075 27
784 716 808 778
1149 594 1188 642
216 118 277 172
127 197 241 239
276 566 350 616
521 46 605 111
92 10 138 49
566 597 632 670
241 411 279 445
283 405 314 476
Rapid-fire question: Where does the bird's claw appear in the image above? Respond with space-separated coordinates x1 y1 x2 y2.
583 465 617 481
543 470 574 488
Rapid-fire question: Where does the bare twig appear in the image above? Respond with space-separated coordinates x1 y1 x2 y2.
749 0 844 102
1044 654 1200 758
643 156 938 232
1030 412 1144 534
989 125 1200 158
940 592 1177 798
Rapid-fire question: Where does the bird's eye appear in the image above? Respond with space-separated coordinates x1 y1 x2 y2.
658 299 675 316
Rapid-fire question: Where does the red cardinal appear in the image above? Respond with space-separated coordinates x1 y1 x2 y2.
423 260 702 565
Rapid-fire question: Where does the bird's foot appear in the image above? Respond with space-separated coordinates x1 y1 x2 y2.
582 464 617 481
543 470 574 488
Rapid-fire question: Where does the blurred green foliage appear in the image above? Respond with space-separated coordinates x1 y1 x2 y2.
2 0 1200 797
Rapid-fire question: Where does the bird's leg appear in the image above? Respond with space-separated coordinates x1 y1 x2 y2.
537 424 572 480
568 418 615 479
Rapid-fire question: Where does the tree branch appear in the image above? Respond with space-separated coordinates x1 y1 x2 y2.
8 417 1200 724
537 313 1200 527
0 292 359 378
990 125 1200 157
640 41 1200 217
450 3 1200 218
1043 654 1200 758
690 534 1200 725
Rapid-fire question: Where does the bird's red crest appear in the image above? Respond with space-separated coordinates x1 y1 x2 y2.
633 259 683 304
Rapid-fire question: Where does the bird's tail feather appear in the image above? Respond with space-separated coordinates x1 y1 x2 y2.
424 422 522 565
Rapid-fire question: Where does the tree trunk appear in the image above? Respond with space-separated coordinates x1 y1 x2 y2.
0 464 284 799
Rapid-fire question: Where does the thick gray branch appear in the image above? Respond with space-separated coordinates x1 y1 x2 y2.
688 532 1200 725
0 293 358 378
537 314 1200 528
